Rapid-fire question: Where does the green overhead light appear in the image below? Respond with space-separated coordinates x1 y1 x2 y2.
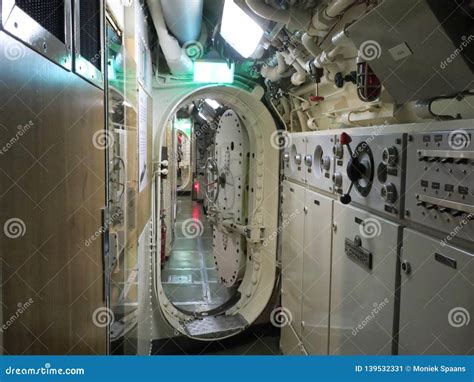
220 0 264 58
193 60 235 84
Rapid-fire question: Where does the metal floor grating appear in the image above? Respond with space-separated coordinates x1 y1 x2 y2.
184 314 248 339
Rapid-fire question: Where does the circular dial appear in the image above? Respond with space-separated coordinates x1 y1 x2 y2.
382 146 398 166
381 182 397 203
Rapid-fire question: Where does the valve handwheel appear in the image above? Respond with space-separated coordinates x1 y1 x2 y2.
338 132 374 205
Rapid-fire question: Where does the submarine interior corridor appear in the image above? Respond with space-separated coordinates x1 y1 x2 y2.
162 197 238 314
0 0 472 359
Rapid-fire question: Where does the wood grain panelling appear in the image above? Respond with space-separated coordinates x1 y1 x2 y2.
0 32 106 354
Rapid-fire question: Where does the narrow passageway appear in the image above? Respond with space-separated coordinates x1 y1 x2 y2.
161 197 237 313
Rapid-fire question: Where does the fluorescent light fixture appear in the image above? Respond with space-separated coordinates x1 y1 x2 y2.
193 60 235 83
220 0 264 58
205 99 221 109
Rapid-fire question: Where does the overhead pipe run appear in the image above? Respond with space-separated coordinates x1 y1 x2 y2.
261 51 288 82
245 0 312 31
160 0 203 44
147 0 193 76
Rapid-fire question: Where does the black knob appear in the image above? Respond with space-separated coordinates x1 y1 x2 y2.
340 194 352 205
347 157 366 182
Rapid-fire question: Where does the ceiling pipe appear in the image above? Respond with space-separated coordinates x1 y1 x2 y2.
160 0 203 44
245 0 311 30
147 0 193 76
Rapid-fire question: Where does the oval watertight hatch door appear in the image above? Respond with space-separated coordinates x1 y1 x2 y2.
151 85 280 343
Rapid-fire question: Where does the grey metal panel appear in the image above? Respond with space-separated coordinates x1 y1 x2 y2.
283 135 306 183
305 134 335 194
399 229 474 355
280 323 304 355
281 180 305 337
347 0 474 103
334 132 406 218
330 203 401 355
301 189 332 355
1 0 73 70
405 129 474 243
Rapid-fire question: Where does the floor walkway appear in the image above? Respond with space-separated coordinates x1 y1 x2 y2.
162 197 237 313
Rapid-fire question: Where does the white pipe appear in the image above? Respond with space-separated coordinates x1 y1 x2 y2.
326 0 354 18
147 0 193 76
245 0 290 24
245 0 311 30
291 61 306 86
261 51 288 81
302 33 322 58
160 0 203 44
311 0 355 33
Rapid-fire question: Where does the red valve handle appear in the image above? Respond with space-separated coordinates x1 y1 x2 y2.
340 132 352 146
309 96 325 102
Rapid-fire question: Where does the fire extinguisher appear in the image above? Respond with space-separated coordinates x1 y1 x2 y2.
160 209 167 269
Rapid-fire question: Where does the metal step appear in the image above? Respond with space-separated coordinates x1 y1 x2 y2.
184 314 248 339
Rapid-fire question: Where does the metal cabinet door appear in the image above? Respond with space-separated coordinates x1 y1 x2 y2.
330 203 401 354
399 229 474 355
281 181 305 337
301 189 333 354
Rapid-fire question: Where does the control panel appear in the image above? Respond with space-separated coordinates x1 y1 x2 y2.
405 129 474 242
304 134 336 194
334 132 406 218
283 135 306 183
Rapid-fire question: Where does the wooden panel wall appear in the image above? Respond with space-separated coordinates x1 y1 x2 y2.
0 32 107 354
